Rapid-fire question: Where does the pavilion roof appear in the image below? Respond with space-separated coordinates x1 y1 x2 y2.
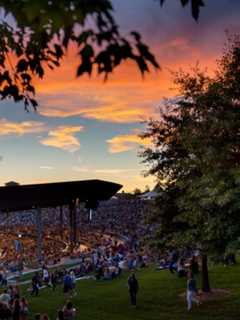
0 179 122 211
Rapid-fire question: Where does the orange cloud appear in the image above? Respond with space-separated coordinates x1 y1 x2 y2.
107 131 151 153
36 76 169 123
32 36 218 123
72 166 138 175
0 118 46 136
40 125 83 152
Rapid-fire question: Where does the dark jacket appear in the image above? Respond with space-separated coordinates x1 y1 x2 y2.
128 276 139 292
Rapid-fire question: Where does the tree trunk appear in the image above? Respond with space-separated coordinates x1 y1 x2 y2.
201 254 211 292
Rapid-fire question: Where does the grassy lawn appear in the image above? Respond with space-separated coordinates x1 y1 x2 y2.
20 263 240 320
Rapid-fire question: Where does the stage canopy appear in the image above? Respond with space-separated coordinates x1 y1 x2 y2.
0 179 122 212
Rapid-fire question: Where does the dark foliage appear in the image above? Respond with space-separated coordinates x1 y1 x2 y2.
0 0 206 110
141 35 240 255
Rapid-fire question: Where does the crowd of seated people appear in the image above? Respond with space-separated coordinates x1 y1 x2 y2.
0 196 152 277
156 249 200 278
0 228 150 290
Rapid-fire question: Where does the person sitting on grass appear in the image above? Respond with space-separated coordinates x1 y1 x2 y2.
0 301 12 320
56 310 64 320
103 267 111 280
0 289 11 306
186 272 200 311
34 313 41 320
177 258 186 278
62 301 76 320
41 314 49 320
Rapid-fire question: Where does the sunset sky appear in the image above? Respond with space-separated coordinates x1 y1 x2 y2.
0 0 240 192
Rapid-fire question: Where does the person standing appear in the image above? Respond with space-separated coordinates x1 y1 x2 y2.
190 256 199 276
63 272 73 296
51 271 58 291
70 271 76 296
186 272 200 311
31 272 40 297
127 272 139 307
42 267 50 287
20 297 29 320
12 299 21 320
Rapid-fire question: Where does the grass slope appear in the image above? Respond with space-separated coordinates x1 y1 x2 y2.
21 264 240 320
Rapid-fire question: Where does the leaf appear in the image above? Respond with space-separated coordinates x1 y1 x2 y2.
76 61 92 76
63 26 72 48
0 55 5 67
21 73 31 82
107 43 122 66
131 31 141 42
181 0 189 6
120 42 133 59
15 46 23 57
77 30 94 44
29 59 38 72
1 85 19 99
16 59 28 72
95 51 112 74
191 0 205 21
26 84 35 94
137 43 160 69
54 44 64 59
135 56 149 75
30 98 38 108
80 44 94 59
51 60 60 67
35 64 44 78
77 44 94 76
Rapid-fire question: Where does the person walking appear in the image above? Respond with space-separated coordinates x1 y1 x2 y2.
186 272 200 311
127 272 139 307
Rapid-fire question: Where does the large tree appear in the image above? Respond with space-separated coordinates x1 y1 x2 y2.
141 35 240 292
0 0 205 109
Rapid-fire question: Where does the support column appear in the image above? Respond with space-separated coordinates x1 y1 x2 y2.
89 209 93 222
36 207 43 264
69 200 77 249
59 206 64 234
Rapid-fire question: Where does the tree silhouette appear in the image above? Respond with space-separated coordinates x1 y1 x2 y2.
141 35 240 292
0 0 205 110
5 181 20 186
